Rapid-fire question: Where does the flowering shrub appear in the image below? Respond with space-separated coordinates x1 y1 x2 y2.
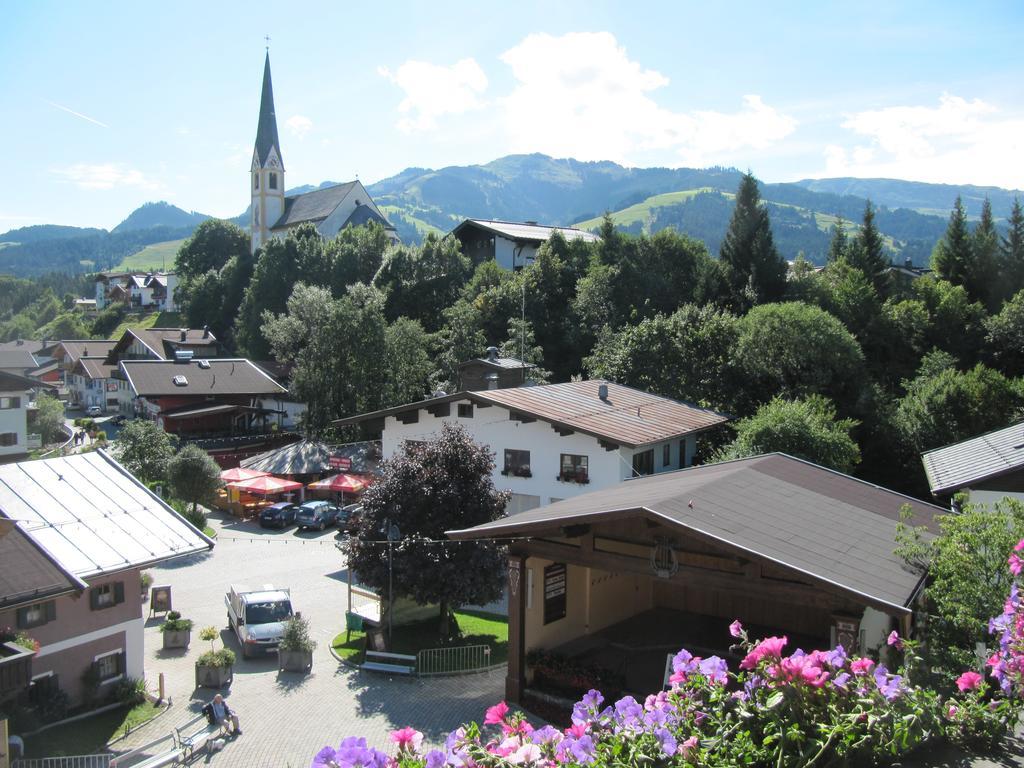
314 540 1024 767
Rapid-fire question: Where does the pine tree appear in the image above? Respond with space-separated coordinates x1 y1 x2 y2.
827 218 848 263
719 172 787 310
846 201 890 295
969 198 1000 309
1002 197 1024 299
932 196 972 288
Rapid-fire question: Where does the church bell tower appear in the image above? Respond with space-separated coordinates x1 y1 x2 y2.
251 52 285 254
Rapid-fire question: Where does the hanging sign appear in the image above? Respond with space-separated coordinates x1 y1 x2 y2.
543 563 567 625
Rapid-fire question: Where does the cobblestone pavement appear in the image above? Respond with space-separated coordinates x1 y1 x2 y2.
114 512 504 768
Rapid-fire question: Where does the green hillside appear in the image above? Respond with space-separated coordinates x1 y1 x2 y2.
114 239 184 271
574 188 719 232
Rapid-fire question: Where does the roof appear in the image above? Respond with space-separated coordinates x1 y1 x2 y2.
344 204 395 231
241 439 380 476
78 357 119 380
29 361 60 377
116 328 218 361
0 521 83 610
333 380 729 449
272 182 357 229
460 356 536 371
0 340 51 355
55 339 118 363
0 370 47 392
120 358 286 398
922 421 1024 496
449 453 943 614
453 219 602 245
254 52 283 168
0 451 213 579
0 349 38 370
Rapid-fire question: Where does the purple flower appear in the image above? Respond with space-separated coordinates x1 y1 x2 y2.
833 672 851 690
887 631 902 650
873 666 904 701
572 689 606 725
531 725 563 746
564 734 597 765
425 751 446 768
312 747 338 768
824 645 847 668
655 727 677 757
613 696 644 731
729 620 743 638
699 655 729 685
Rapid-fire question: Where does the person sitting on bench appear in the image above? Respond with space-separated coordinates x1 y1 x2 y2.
202 694 241 736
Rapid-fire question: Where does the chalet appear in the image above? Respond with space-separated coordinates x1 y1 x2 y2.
0 371 41 463
94 272 178 311
0 350 40 378
921 421 1024 507
448 453 943 703
27 360 61 385
108 327 219 362
333 380 729 515
69 358 126 414
0 452 212 708
458 347 536 391
52 339 119 378
450 219 600 271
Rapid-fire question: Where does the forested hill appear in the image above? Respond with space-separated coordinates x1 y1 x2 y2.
111 201 209 233
796 177 1023 219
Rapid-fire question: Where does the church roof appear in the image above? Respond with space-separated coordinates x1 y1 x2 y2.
254 52 283 169
344 204 395 231
272 182 358 229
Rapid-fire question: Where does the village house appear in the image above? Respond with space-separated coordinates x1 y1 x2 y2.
94 272 178 312
921 420 1024 507
68 357 127 414
0 349 42 378
458 348 536 391
52 339 119 383
448 453 943 703
333 380 729 515
0 372 44 463
450 219 601 271
0 451 212 708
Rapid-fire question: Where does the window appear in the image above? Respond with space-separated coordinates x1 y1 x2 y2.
0 433 18 447
29 673 59 706
253 173 259 190
663 443 671 467
559 454 589 484
633 449 654 477
0 396 21 409
94 651 123 683
17 600 55 629
457 403 473 418
269 172 278 190
89 582 125 611
503 449 532 478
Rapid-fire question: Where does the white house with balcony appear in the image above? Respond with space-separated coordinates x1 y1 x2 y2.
333 380 730 515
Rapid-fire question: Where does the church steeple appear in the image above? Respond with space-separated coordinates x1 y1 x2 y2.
250 51 285 254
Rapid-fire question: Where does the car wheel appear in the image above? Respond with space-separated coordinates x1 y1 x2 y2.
318 521 326 531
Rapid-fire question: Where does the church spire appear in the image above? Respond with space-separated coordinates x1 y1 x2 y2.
254 52 283 170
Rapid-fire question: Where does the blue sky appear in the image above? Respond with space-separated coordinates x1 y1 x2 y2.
1 1 1021 231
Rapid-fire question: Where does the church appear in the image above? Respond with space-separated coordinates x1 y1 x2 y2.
249 53 397 254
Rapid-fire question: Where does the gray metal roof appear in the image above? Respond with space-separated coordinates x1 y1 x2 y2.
0 521 83 610
272 182 357 229
254 52 283 169
241 439 380 476
55 339 119 363
460 356 536 371
0 349 38 371
344 204 395 231
454 219 602 244
77 357 118 380
449 453 942 613
0 451 213 579
922 421 1024 495
120 358 286 397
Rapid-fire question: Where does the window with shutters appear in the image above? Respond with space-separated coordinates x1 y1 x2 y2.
90 581 125 611
94 651 123 682
17 600 55 629
632 449 654 477
0 396 21 409
0 433 18 447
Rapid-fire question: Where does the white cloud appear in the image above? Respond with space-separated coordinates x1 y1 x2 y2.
498 32 796 165
51 163 162 191
822 94 1024 188
378 58 488 132
286 114 313 139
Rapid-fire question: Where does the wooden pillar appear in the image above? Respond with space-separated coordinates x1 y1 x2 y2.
506 553 526 703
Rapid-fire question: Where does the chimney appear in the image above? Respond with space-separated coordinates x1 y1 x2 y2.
202 325 209 338
486 373 500 390
486 346 499 362
598 383 609 401
905 257 913 269
179 328 187 342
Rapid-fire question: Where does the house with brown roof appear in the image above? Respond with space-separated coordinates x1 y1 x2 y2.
52 339 119 379
333 380 729 515
448 453 943 704
921 420 1024 507
94 272 178 311
68 357 125 413
0 451 212 708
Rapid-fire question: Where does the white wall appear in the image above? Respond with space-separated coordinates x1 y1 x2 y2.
0 388 29 459
494 237 540 271
965 489 1024 508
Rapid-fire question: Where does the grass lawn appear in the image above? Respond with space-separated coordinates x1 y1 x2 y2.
25 701 165 757
332 609 508 667
106 312 182 341
203 525 216 538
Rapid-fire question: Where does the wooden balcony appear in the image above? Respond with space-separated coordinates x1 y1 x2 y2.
0 640 34 701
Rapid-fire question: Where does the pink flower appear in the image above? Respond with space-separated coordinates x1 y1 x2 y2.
564 722 588 738
508 743 541 764
484 701 510 725
947 705 958 719
390 727 423 753
729 620 743 638
851 657 874 675
680 735 699 758
887 631 902 649
956 671 983 692
1010 553 1023 577
738 636 787 670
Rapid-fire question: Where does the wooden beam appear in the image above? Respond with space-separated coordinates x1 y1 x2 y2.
599 439 620 451
510 411 536 424
552 424 575 437
506 554 527 703
397 410 420 424
426 402 451 418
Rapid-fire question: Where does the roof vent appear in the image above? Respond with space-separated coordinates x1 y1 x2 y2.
486 373 500 390
598 383 609 401
485 346 499 362
202 325 209 338
172 375 188 387
179 328 188 341
174 350 194 363
198 359 211 369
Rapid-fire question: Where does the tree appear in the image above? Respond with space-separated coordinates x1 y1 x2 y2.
431 301 487 394
342 423 509 638
499 317 551 384
846 201 890 295
168 444 222 515
715 395 860 474
968 198 1000 310
33 392 65 443
174 220 250 281
1001 197 1024 300
719 172 788 310
114 419 178 483
931 196 972 289
383 317 434 406
984 289 1024 377
827 218 848 264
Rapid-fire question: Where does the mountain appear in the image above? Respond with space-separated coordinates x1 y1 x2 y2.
112 201 210 233
795 178 1023 219
0 224 105 244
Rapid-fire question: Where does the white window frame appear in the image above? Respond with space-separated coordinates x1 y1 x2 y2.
93 649 124 685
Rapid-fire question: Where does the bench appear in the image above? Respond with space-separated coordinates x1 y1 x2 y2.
110 735 183 768
362 650 417 676
175 715 224 760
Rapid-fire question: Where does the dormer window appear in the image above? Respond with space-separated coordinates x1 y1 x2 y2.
269 172 278 190
253 174 259 190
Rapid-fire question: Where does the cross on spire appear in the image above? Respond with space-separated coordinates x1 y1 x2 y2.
264 34 271 51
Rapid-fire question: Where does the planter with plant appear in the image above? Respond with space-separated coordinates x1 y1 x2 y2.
140 571 154 599
195 626 234 688
278 614 316 673
160 611 193 650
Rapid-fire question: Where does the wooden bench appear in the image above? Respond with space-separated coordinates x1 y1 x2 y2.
111 735 183 768
175 715 224 760
362 650 416 675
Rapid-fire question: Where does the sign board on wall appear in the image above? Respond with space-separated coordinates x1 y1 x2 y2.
543 563 567 625
329 456 352 471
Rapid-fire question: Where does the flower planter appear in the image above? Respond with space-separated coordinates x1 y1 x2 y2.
278 648 313 673
162 629 191 650
195 662 233 688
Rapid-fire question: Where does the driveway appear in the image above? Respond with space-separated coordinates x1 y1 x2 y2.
113 512 504 767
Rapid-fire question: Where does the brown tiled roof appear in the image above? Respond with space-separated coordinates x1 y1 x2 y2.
0 521 83 610
120 358 286 397
121 328 218 361
449 453 942 613
78 357 119 380
56 339 118 363
922 421 1024 496
0 349 38 370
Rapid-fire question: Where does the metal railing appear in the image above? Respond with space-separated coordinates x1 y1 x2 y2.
417 644 492 676
14 755 113 768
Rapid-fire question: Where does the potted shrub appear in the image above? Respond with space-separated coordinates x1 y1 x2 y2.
278 614 316 673
195 626 235 688
140 571 153 598
160 610 193 650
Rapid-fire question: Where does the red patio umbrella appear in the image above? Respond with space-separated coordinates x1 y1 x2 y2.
219 467 271 483
307 473 370 494
228 475 304 496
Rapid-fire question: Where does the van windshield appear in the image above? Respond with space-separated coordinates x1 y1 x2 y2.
245 600 292 624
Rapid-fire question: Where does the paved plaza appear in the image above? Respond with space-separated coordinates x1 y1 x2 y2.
114 512 504 767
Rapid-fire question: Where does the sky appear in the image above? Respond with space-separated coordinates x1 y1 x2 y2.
1 1 1022 231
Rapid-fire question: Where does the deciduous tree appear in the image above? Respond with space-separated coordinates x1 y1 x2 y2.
114 419 178 483
168 444 222 515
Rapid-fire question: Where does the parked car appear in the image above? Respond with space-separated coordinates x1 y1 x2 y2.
259 502 297 529
86 405 102 417
225 584 294 658
294 500 340 531
338 503 362 532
